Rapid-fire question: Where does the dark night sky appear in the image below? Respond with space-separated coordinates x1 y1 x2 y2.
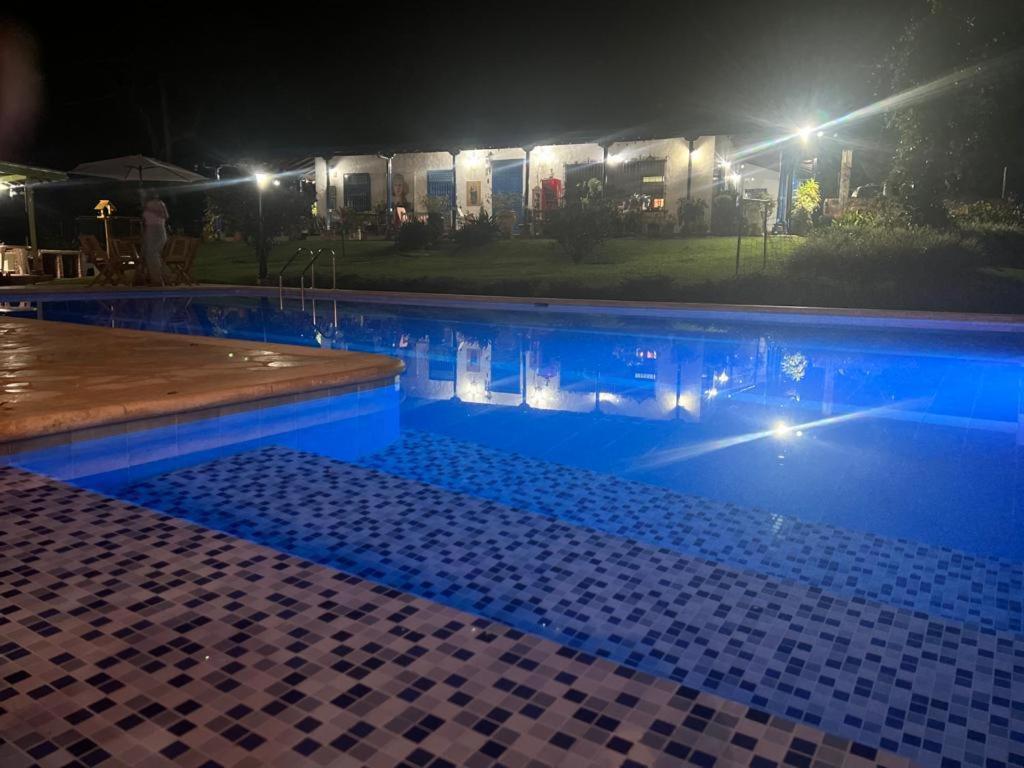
9 0 918 169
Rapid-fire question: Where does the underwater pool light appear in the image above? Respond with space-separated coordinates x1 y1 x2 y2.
772 420 793 438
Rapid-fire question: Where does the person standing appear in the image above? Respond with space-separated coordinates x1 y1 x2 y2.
142 192 169 285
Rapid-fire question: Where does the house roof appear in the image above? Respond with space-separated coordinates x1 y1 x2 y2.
227 115 757 173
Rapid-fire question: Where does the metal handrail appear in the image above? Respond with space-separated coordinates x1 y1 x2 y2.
298 247 337 311
277 246 338 313
316 248 339 327
317 248 337 290
278 247 313 309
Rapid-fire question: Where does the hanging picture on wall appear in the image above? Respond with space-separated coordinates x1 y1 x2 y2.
392 173 411 209
466 180 481 207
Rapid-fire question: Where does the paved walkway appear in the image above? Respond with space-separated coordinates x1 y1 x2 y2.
0 318 402 443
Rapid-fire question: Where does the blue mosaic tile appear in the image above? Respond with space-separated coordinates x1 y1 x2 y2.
115 446 1024 768
358 431 1024 634
0 466 912 768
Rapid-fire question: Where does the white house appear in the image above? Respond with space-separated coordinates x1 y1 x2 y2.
311 129 728 233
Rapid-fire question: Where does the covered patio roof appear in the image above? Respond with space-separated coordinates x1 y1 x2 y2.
0 161 68 185
0 162 70 260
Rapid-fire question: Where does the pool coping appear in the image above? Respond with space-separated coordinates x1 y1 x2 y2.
3 283 1024 332
0 317 403 450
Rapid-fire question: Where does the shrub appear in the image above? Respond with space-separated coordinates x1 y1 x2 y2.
793 179 821 216
426 212 446 243
423 194 452 219
618 209 643 237
677 198 708 235
205 183 312 245
787 225 983 282
958 223 1024 267
947 199 1024 228
710 193 737 235
784 180 822 236
396 220 432 252
789 209 812 236
545 202 614 263
453 213 501 248
833 200 912 230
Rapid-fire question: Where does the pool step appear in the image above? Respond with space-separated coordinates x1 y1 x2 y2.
355 430 1024 634
119 445 1023 768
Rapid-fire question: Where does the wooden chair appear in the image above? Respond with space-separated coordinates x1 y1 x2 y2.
162 236 198 285
110 238 143 285
81 234 126 286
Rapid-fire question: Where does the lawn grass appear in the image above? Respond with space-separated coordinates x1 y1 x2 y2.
193 236 800 297
19 233 1021 312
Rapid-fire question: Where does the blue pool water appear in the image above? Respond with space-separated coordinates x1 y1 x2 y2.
10 294 1023 561
6 294 1024 767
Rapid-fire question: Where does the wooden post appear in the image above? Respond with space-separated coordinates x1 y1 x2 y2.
25 184 38 263
450 151 459 232
522 146 532 226
735 197 742 278
685 138 695 200
762 201 768 270
838 149 853 210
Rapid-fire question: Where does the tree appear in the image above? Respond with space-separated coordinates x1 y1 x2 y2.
546 178 614 263
882 0 1024 225
790 179 821 235
205 182 312 246
793 179 821 215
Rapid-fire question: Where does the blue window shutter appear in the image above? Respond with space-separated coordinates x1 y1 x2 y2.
426 169 454 199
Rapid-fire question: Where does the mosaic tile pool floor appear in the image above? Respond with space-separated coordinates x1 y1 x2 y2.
358 432 1024 634
0 466 912 768
102 443 1024 768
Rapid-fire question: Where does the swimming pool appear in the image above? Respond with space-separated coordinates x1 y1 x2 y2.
13 294 1023 557
4 293 1023 766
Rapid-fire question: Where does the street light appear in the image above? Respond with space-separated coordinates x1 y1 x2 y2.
254 173 272 283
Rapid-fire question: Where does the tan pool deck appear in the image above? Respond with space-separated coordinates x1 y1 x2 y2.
0 317 403 444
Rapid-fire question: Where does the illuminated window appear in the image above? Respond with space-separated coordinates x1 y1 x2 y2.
608 158 667 206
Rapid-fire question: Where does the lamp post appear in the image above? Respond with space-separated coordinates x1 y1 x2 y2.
733 170 744 277
255 172 271 283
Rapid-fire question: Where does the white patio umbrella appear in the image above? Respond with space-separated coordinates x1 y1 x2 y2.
70 154 207 183
70 155 207 261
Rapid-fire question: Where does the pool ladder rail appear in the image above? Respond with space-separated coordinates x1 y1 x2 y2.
277 247 337 310
277 246 339 330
